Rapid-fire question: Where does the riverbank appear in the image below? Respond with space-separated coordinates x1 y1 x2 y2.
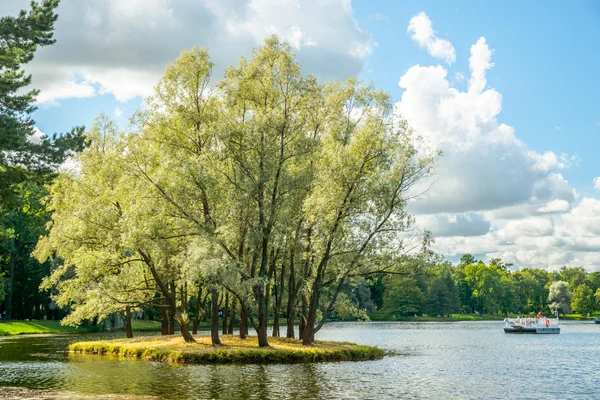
0 319 162 336
0 320 96 336
69 335 384 364
367 312 600 322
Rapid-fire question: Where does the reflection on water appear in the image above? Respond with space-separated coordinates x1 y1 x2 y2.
0 322 598 399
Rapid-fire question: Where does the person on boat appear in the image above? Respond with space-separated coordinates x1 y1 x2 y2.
536 312 542 319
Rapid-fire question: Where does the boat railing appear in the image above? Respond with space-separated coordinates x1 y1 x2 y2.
504 317 559 327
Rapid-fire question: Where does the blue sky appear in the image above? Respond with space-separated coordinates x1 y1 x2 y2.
352 1 600 193
7 0 600 270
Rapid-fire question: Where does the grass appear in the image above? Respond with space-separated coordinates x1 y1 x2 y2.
0 320 96 336
131 319 162 331
563 312 600 320
69 334 384 364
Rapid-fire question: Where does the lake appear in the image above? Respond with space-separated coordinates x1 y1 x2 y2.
0 321 598 399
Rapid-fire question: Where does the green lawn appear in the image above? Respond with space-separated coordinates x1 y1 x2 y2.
131 319 162 331
0 320 95 336
369 312 509 322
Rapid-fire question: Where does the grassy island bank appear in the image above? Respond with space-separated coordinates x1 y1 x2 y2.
69 335 384 364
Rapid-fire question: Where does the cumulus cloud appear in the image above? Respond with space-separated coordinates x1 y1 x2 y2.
2 0 373 105
398 14 600 269
397 35 576 216
417 213 491 237
594 177 600 190
537 199 571 213
407 12 455 64
29 127 46 144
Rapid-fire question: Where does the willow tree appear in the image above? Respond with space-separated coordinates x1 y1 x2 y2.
125 46 231 345
128 37 324 348
298 80 435 345
34 117 154 337
37 37 434 347
214 37 323 347
35 116 201 342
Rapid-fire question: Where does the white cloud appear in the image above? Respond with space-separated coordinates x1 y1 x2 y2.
407 12 456 64
29 127 46 144
418 213 490 237
2 0 372 105
114 107 123 118
468 37 494 94
32 68 96 105
537 199 571 213
594 177 600 190
432 199 600 270
397 36 576 216
397 15 600 269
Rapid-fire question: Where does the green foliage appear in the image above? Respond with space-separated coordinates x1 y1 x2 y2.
464 262 504 314
332 292 370 321
366 258 600 320
382 277 424 318
425 272 459 317
548 281 572 315
0 0 59 158
571 284 594 316
0 1 87 322
0 274 7 302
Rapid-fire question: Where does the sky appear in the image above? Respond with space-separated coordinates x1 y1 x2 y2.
3 0 600 271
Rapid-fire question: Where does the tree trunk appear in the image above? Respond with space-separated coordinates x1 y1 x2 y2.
255 282 269 347
168 308 175 335
228 298 235 334
177 284 195 343
211 287 221 345
286 252 297 338
177 313 195 343
193 287 203 335
168 282 176 335
239 305 248 339
125 306 134 338
160 304 169 336
303 277 322 345
5 249 16 320
222 292 229 335
255 231 270 348
272 256 285 338
299 293 307 340
272 311 280 337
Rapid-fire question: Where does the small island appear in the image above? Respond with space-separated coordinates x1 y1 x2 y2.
69 335 384 364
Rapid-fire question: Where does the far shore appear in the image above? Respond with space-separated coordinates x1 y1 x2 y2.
2 313 596 337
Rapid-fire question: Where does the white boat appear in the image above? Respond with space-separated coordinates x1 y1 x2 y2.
503 316 560 334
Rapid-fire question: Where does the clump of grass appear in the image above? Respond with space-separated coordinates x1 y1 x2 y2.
69 335 384 364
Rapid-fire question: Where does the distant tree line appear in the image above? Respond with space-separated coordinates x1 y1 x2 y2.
340 254 600 319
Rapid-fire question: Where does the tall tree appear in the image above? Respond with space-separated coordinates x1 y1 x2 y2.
0 1 89 320
571 284 594 316
548 281 572 315
1 0 60 202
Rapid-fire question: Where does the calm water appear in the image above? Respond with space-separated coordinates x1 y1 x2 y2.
0 321 599 399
